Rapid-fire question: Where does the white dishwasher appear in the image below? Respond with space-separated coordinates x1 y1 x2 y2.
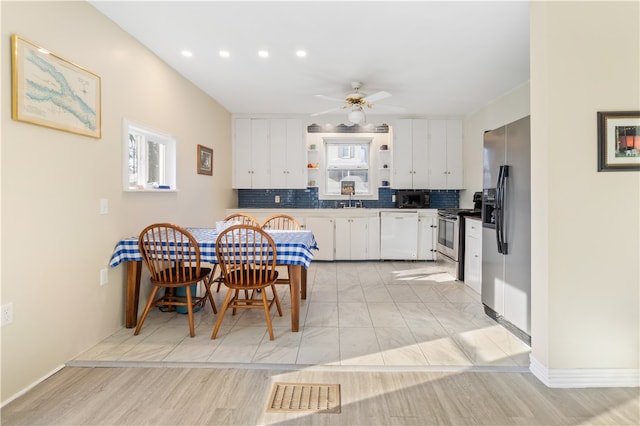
380 211 419 260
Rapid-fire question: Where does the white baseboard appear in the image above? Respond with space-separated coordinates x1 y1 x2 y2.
1 364 65 408
530 356 640 388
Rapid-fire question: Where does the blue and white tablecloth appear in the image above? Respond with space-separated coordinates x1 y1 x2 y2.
109 228 318 268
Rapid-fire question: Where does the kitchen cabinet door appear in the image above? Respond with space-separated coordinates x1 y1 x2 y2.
232 118 270 188
428 119 463 189
417 214 437 260
303 216 335 261
464 218 482 294
269 119 306 189
335 217 368 260
393 119 428 189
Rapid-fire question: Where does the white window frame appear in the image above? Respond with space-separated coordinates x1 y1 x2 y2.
317 136 378 201
123 118 177 192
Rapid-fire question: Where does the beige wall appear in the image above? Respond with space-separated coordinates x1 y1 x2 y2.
530 0 639 376
461 82 530 208
1 1 233 402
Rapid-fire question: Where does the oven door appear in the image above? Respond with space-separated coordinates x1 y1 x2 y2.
437 216 459 261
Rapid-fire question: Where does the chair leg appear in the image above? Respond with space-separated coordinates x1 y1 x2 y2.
262 289 275 340
134 287 160 336
212 289 234 339
185 285 195 337
203 279 217 314
270 284 283 316
211 265 224 293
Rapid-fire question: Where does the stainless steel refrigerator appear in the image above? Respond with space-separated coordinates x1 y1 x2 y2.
481 115 531 340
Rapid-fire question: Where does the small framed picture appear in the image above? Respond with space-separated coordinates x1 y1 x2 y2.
597 111 640 171
197 144 213 175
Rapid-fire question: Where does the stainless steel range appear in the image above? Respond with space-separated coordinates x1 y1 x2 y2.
437 205 481 281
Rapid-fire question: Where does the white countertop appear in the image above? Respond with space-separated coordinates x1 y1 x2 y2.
227 208 438 218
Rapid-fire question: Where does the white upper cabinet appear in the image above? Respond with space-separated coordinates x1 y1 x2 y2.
233 118 305 189
233 118 270 188
269 118 306 189
393 118 463 190
393 119 429 189
428 119 463 189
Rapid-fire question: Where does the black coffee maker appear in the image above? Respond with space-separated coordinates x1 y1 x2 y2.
473 191 482 210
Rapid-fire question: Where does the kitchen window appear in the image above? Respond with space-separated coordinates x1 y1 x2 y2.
324 138 372 197
123 119 177 191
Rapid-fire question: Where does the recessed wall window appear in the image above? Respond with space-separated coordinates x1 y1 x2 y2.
123 119 177 191
324 138 372 197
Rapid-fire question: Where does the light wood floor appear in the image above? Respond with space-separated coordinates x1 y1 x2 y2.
2 366 639 425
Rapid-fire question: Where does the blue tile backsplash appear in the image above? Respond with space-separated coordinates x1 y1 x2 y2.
238 188 459 209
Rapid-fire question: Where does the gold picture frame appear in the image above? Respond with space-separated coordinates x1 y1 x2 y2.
11 34 101 138
197 144 213 175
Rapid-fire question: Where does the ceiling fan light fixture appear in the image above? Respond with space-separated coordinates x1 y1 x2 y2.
348 107 365 124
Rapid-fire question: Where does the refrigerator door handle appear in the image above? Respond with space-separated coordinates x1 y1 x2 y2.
498 165 510 254
495 166 504 253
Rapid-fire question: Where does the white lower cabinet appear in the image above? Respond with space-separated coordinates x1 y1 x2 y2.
335 217 369 260
417 213 438 260
464 218 482 294
303 217 335 261
226 209 433 261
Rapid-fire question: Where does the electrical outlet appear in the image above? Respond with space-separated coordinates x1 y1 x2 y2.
1 303 14 326
275 195 280 203
100 268 109 285
392 194 396 203
99 198 109 215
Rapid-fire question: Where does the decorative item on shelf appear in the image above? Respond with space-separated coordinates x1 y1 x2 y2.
308 180 316 187
307 163 319 168
383 164 388 168
380 144 388 150
309 144 317 150
307 123 390 134
381 180 390 187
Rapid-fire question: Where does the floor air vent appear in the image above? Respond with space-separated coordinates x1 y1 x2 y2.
267 382 341 414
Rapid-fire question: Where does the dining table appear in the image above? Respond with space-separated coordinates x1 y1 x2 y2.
109 227 318 332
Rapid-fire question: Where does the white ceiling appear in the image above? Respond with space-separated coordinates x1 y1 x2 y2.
89 1 530 119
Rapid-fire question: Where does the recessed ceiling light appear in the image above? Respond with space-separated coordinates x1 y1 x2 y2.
181 50 193 58
258 50 269 58
219 50 230 58
296 50 307 58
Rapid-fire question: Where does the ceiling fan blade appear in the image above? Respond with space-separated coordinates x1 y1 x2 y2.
362 91 392 103
310 106 343 117
314 94 346 103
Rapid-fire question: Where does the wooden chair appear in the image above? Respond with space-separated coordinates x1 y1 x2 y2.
211 224 283 340
224 213 260 227
261 214 301 231
261 214 302 291
211 213 261 293
135 223 216 337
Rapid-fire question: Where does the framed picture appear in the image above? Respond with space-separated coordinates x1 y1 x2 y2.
197 144 213 175
597 111 640 171
341 180 355 195
11 34 101 138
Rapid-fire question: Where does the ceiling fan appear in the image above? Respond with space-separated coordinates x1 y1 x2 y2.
311 81 403 124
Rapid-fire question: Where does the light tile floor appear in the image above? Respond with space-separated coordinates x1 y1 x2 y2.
74 261 531 369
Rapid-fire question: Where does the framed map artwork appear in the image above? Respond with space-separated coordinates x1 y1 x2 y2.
11 34 101 138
